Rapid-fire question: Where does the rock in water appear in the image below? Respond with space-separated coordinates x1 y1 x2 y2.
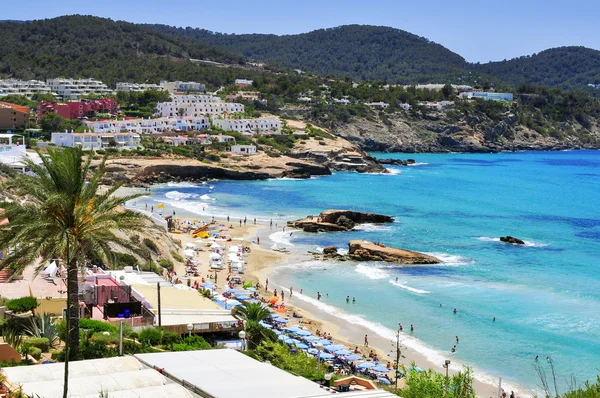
288 209 393 233
335 215 355 230
323 246 338 255
348 240 440 264
499 236 526 245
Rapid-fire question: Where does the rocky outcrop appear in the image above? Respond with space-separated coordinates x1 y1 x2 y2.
348 240 440 264
500 236 525 245
288 210 394 232
323 246 338 255
378 158 416 166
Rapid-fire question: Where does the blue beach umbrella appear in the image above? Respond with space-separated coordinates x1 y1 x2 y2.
273 317 288 324
258 321 272 329
272 330 282 335
316 339 332 346
304 336 320 341
372 365 390 373
334 349 352 356
318 352 335 360
294 343 309 349
294 329 312 336
324 345 343 353
356 362 375 369
285 326 301 333
377 377 392 385
410 366 425 373
345 354 363 361
307 348 318 355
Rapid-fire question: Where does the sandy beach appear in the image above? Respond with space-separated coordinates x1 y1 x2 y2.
162 212 524 397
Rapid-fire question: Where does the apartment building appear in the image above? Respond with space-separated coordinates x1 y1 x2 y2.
160 81 205 94
84 116 210 135
51 131 141 150
37 98 119 120
115 82 163 92
156 95 244 117
0 102 30 130
234 79 253 87
212 116 281 135
46 78 113 100
0 80 53 99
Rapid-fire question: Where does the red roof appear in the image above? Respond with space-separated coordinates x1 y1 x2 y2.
0 101 30 114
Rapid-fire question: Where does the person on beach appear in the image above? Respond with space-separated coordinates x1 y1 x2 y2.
300 289 303 295
453 308 457 314
352 297 356 303
270 219 273 227
535 355 539 361
493 317 496 322
399 323 403 331
145 204 148 210
395 277 398 282
290 287 293 297
254 218 256 225
364 335 369 347
227 216 230 222
265 278 269 291
317 292 321 300
354 346 361 354
451 345 456 353
240 220 242 227
257 237 260 245
274 289 278 297
456 336 459 344
151 206 154 212
283 226 286 232
281 291 285 301
410 324 414 332
346 296 350 303
244 216 247 224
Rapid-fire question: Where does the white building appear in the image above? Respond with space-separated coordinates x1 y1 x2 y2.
162 134 212 146
0 79 53 99
115 82 164 92
46 78 112 100
213 116 281 135
230 145 257 155
84 116 210 135
364 101 389 109
234 79 253 86
51 131 141 150
333 98 350 105
215 134 236 143
160 81 205 94
0 134 43 172
156 95 244 118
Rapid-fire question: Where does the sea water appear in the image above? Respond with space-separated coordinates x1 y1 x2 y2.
136 150 600 393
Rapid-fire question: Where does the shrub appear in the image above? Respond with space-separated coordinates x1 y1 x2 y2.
143 238 160 254
129 234 140 244
80 339 118 360
6 296 39 313
161 331 183 348
25 314 59 348
139 327 163 346
128 331 139 341
170 250 184 262
79 319 118 334
29 347 42 360
158 258 174 271
113 252 138 268
172 335 212 352
24 337 49 352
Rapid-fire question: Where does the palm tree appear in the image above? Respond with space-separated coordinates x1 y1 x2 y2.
0 147 148 397
234 302 271 322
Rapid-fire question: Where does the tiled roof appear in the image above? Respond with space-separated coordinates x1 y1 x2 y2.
0 101 30 114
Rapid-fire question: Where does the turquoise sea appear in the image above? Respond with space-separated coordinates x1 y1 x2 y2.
138 150 600 394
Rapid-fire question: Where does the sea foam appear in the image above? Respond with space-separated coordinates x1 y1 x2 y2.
389 279 430 294
165 190 199 201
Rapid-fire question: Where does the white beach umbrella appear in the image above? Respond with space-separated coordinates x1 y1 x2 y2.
211 242 221 248
183 249 195 258
185 243 196 249
210 252 222 260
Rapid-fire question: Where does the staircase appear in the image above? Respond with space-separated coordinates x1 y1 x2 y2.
0 269 10 283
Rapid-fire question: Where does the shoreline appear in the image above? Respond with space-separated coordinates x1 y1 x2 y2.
125 185 534 397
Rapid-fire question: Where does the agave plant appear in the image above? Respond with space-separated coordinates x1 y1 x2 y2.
25 313 59 348
2 327 23 349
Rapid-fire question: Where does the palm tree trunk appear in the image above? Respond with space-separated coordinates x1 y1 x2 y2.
67 261 80 360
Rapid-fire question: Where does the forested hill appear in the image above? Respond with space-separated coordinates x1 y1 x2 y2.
0 15 245 86
146 24 470 83
471 47 600 90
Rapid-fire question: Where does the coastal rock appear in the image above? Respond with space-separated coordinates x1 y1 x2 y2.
323 246 338 255
499 236 526 245
378 158 416 166
347 240 440 264
288 209 393 232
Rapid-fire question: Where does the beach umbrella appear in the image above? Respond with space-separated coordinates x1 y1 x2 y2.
324 344 344 353
184 249 195 257
356 362 375 369
304 336 319 341
307 348 318 355
245 287 256 292
284 326 301 333
235 294 251 300
315 339 332 346
210 253 222 260
185 243 196 248
372 365 390 373
289 338 301 345
318 352 335 360
294 343 309 349
272 317 287 324
272 330 282 335
258 321 273 329
377 377 392 385
226 299 241 308
269 297 280 305
278 335 292 343
200 283 215 289
294 329 312 337
334 349 353 356
345 354 363 361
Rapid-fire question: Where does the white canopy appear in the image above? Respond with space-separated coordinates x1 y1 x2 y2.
184 243 196 248
183 249 195 258
43 261 58 276
210 242 221 249
210 253 222 260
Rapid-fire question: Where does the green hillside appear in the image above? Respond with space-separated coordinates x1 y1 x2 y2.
147 24 472 83
0 15 245 86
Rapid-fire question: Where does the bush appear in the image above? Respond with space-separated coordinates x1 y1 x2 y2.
58 319 118 341
24 337 49 352
6 296 39 313
158 258 174 271
161 331 183 348
143 238 160 254
139 327 163 346
170 250 184 262
29 346 42 360
113 252 138 268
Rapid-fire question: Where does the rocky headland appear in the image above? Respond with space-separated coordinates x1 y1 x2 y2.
315 241 440 265
288 210 394 232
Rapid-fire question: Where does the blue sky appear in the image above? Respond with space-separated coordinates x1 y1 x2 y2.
3 0 598 63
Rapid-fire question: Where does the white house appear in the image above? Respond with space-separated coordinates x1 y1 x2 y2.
0 79 53 99
215 134 236 144
230 145 256 155
160 81 205 94
46 78 112 100
234 79 253 87
156 95 244 118
115 82 163 92
212 116 281 135
364 102 389 109
85 116 210 135
51 131 141 150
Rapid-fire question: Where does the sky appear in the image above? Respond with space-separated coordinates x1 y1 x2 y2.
3 0 599 63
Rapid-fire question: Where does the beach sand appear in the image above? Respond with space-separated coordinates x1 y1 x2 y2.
164 214 524 397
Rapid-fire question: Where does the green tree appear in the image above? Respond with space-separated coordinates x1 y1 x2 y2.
0 147 147 398
234 302 271 322
441 84 455 99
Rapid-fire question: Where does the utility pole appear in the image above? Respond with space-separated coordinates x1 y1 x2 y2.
119 321 123 356
157 282 162 327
